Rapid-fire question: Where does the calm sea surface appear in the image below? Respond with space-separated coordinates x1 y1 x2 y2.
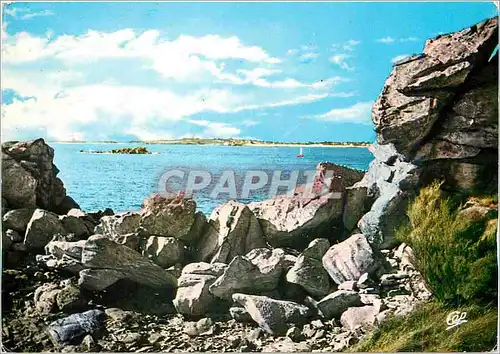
52 143 374 216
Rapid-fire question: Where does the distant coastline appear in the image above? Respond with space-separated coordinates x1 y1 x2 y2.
51 138 371 148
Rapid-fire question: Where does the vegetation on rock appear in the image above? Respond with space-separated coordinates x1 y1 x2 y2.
396 182 497 306
350 301 498 352
353 182 498 352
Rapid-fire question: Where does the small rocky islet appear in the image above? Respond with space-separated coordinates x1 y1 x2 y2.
79 147 153 154
1 18 498 352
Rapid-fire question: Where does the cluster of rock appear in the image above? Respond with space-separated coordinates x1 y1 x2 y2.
1 137 432 351
2 17 498 353
2 139 80 214
79 147 153 154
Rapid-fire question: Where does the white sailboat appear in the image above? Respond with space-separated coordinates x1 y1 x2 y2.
297 147 304 158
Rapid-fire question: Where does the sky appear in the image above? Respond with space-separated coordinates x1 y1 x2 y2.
1 2 498 143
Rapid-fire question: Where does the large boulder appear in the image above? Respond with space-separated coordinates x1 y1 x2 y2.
94 212 141 240
357 183 410 249
39 235 178 291
1 139 79 213
1 156 37 209
2 207 35 233
316 290 362 319
286 238 331 298
249 193 342 250
139 194 198 242
143 236 185 268
79 235 178 291
322 234 381 284
197 201 267 263
313 162 364 193
340 305 380 330
232 293 312 335
173 262 227 316
60 214 94 240
209 248 284 299
24 209 66 249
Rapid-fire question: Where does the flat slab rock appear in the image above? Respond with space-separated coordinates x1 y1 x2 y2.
79 235 178 291
209 248 284 300
232 293 312 335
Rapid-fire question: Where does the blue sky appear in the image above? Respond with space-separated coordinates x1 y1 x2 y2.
1 2 497 142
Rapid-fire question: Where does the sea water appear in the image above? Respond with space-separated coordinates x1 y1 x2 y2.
53 143 374 216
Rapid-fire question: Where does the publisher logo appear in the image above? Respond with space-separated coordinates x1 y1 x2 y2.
446 311 467 331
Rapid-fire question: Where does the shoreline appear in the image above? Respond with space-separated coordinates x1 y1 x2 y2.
50 141 371 148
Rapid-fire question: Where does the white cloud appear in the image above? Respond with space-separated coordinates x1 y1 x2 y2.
187 119 241 138
286 44 320 64
376 36 395 44
330 54 354 71
342 39 361 52
220 67 345 90
21 10 55 20
3 7 54 20
1 29 281 73
2 27 353 141
234 93 330 112
298 52 319 63
241 120 259 127
307 101 373 124
376 36 418 44
391 54 410 63
331 39 361 52
400 37 419 42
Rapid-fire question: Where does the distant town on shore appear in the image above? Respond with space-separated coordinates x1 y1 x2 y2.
53 137 372 148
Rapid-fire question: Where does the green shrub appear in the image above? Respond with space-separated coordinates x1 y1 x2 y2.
396 182 498 306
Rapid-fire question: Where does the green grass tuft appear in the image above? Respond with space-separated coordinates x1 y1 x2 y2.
396 181 498 306
350 301 498 352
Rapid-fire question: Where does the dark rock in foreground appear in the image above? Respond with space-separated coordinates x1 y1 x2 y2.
47 309 107 346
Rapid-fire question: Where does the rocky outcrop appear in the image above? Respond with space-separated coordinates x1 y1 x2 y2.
2 139 79 214
354 147 420 248
312 162 364 194
197 201 267 263
3 207 35 234
372 17 498 195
